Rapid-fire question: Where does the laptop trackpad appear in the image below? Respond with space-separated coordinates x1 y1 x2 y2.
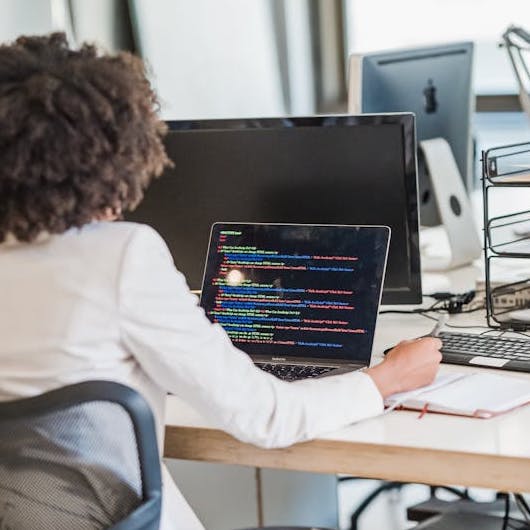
469 356 509 368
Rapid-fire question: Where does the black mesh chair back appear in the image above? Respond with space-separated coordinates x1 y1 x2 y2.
0 381 162 530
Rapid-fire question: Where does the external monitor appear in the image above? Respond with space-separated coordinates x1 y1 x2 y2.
125 114 421 304
348 42 474 226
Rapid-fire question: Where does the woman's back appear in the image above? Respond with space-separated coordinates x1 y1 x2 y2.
0 222 157 407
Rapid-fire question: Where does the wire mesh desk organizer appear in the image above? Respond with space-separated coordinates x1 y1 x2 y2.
482 142 530 331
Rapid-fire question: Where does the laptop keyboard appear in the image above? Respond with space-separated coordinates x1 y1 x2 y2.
440 331 530 372
255 363 337 381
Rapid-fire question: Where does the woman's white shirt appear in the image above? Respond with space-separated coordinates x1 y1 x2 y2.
0 221 383 528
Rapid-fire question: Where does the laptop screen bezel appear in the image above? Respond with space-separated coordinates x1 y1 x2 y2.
200 222 390 366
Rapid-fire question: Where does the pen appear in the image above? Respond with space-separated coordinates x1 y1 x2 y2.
383 313 448 355
427 314 448 338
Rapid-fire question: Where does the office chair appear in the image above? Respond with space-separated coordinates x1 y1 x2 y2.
0 381 162 530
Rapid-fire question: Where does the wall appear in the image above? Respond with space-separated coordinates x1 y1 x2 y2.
129 0 286 119
0 0 55 41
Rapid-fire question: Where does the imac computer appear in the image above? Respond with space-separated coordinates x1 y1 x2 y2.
348 42 474 227
348 42 482 269
125 114 421 304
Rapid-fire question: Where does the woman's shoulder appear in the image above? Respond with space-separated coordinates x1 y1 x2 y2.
86 221 172 262
58 221 169 264
75 221 163 245
86 221 179 288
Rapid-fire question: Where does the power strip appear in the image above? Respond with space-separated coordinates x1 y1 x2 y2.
476 279 530 310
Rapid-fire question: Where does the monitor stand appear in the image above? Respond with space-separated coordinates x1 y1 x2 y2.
419 138 482 271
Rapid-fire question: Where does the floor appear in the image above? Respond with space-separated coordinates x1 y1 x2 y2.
338 480 499 530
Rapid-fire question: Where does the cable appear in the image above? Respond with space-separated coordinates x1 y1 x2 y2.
499 493 530 530
380 291 485 317
379 307 493 330
378 309 429 315
503 493 511 530
515 494 530 519
444 322 492 331
379 294 530 336
518 494 530 515
424 291 459 300
514 495 530 525
430 485 471 500
480 328 500 335
511 330 530 339
379 302 459 317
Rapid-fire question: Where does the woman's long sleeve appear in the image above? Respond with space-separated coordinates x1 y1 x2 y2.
119 226 383 449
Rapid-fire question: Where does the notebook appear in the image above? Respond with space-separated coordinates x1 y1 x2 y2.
200 222 390 381
385 372 530 418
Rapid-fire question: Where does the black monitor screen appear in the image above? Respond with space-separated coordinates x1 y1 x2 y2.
200 223 389 362
125 114 421 304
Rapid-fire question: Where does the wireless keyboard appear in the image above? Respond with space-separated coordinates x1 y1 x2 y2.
440 331 530 372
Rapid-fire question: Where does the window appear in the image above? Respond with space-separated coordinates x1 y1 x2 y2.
343 0 530 94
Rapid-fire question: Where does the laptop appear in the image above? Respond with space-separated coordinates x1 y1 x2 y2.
200 223 390 381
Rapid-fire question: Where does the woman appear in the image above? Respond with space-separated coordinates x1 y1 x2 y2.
0 33 441 529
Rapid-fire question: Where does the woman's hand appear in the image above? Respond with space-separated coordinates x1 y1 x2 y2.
365 338 443 398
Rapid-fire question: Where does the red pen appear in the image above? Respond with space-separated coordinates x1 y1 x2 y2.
418 403 429 419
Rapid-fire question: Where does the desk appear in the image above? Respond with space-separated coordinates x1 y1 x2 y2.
163 166 530 527
165 264 530 494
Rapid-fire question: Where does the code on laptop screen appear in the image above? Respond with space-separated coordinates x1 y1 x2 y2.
200 223 389 362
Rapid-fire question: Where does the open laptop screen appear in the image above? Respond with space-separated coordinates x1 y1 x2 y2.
200 223 390 363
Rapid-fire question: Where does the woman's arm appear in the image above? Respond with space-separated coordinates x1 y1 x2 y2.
118 225 440 448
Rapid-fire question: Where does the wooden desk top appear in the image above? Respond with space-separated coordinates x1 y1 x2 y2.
165 401 530 492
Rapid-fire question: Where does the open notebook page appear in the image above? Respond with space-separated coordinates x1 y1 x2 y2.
415 373 530 414
385 372 530 416
385 373 466 409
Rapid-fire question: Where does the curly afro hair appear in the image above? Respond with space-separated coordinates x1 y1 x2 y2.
0 32 172 243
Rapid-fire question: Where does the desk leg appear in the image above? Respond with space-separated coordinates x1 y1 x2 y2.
255 467 264 526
